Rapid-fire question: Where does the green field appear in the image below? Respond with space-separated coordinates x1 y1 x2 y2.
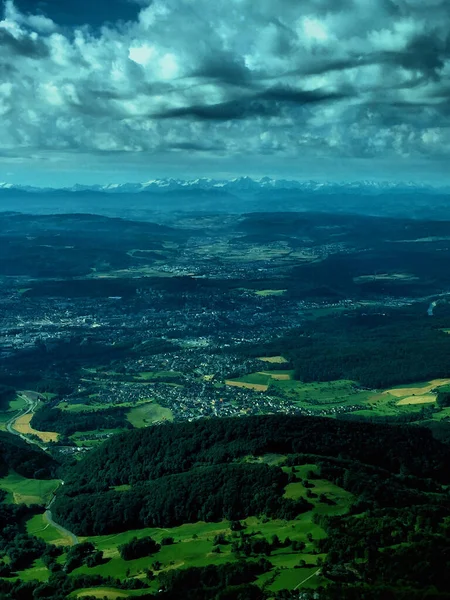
26 514 73 546
126 402 173 428
226 372 450 427
0 395 27 431
0 472 60 506
136 371 183 381
70 428 128 448
265 567 324 592
59 465 353 592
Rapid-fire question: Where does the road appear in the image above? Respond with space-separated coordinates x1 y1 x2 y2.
45 493 79 546
5 392 80 546
6 391 43 448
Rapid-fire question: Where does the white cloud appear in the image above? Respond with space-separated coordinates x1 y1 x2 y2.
0 0 449 183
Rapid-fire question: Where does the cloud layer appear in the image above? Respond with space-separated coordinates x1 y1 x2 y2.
1 0 450 183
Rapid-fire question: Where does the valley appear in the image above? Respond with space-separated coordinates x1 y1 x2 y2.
2 210 450 599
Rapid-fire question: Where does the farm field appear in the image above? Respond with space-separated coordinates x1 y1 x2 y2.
224 371 450 425
13 413 59 443
0 472 60 506
74 589 153 599
384 379 450 397
225 370 294 392
257 356 288 364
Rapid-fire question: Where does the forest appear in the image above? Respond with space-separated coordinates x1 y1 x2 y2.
238 302 450 388
53 463 310 535
0 432 58 479
52 415 450 536
2 414 450 598
31 404 132 436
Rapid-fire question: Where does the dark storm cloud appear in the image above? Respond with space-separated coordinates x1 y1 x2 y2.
153 98 278 121
192 53 252 86
0 25 48 57
260 86 352 105
153 85 346 121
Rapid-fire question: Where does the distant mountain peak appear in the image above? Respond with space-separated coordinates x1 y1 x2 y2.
0 178 444 195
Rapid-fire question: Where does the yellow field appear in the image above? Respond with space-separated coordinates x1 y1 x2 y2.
257 356 288 364
13 414 59 443
385 379 450 398
225 381 269 392
259 372 291 381
77 590 132 599
397 394 437 406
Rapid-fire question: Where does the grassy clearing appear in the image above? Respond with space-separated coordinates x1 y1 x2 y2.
0 472 60 506
13 413 58 443
127 402 173 428
13 559 49 582
26 514 72 546
283 465 354 517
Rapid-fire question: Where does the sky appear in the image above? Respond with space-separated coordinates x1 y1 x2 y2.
1 0 450 186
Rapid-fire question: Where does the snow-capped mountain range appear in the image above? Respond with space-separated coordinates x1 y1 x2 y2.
0 177 445 195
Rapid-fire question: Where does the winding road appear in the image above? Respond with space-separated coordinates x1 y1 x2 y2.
5 392 79 546
6 391 43 448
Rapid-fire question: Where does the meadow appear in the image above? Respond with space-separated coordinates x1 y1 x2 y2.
27 514 73 546
17 459 352 595
224 370 450 425
0 472 60 506
56 461 350 594
127 402 173 428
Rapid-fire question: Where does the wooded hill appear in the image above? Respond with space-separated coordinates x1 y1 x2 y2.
0 432 58 479
52 415 450 536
